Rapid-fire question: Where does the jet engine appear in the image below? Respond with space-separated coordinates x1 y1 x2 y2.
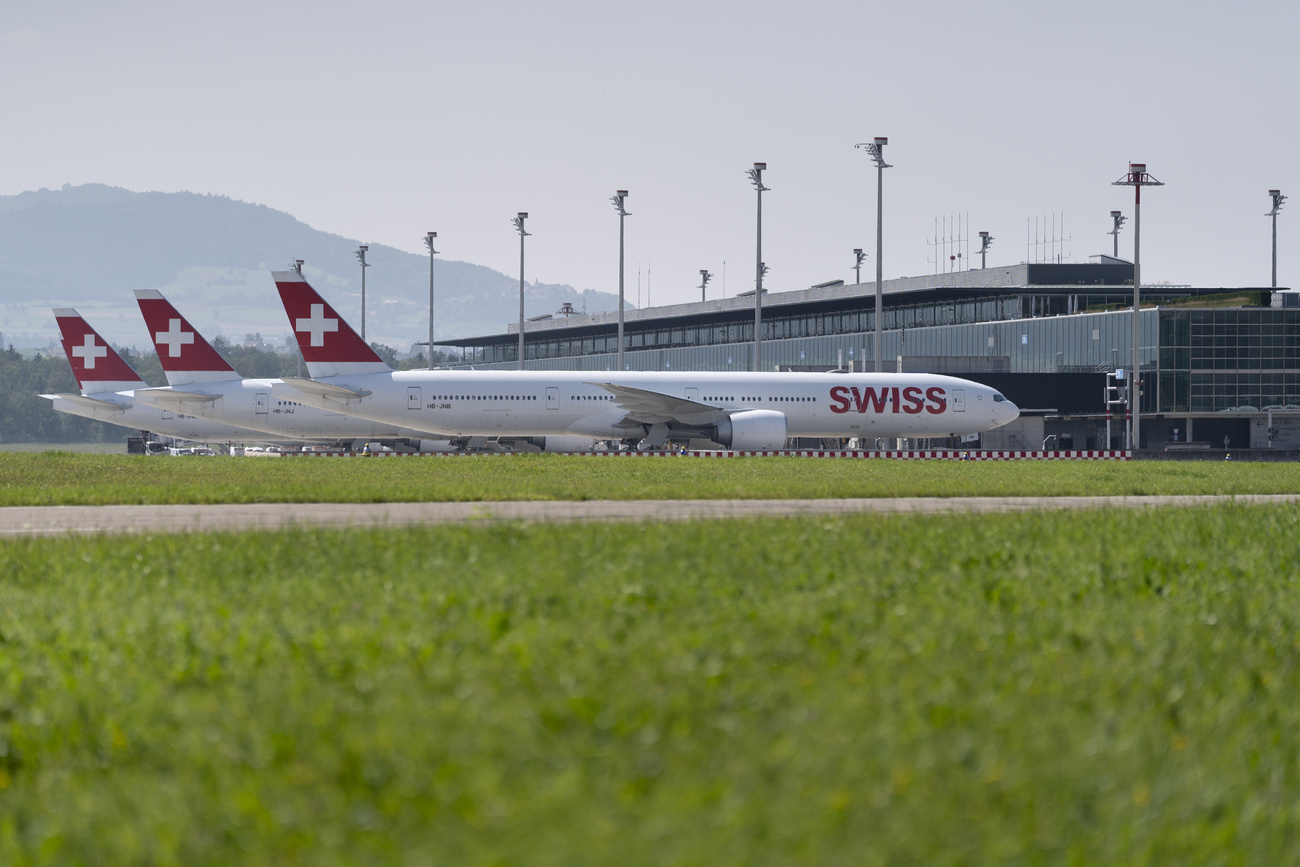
712 410 788 450
514 436 598 453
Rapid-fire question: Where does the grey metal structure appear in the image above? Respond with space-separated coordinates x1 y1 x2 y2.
1268 190 1286 289
856 137 891 372
424 232 438 370
1108 211 1127 259
699 269 713 302
355 245 370 341
853 248 865 285
611 191 629 371
746 163 769 372
512 212 529 370
1113 163 1162 450
978 232 994 270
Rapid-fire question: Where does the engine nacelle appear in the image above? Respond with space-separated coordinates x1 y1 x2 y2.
712 410 788 450
517 436 598 454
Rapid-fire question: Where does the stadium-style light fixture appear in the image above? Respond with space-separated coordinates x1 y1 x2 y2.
746 163 769 371
610 190 630 370
977 231 994 269
512 213 530 370
1108 210 1128 258
699 269 713 302
853 248 866 284
1268 190 1286 289
355 245 370 341
424 232 438 370
1112 162 1163 450
855 137 891 371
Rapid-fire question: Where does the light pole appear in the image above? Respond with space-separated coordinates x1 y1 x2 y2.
424 232 438 370
293 259 304 276
746 163 769 372
355 245 370 342
1108 210 1127 258
977 232 994 269
699 269 713 301
1268 190 1286 289
853 248 866 284
512 213 529 370
610 191 629 370
856 137 891 372
1112 163 1163 451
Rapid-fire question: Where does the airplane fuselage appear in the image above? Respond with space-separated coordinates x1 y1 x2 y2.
272 370 1017 446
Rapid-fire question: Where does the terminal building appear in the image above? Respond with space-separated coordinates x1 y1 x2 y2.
437 259 1300 451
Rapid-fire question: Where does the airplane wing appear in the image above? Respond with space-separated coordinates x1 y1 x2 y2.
586 382 723 425
133 387 222 407
277 378 372 400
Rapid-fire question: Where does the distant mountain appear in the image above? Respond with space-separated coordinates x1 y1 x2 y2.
0 184 623 350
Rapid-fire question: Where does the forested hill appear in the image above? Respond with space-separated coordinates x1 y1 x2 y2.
0 184 621 345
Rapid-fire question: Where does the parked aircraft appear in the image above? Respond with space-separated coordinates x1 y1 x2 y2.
129 289 454 450
269 270 1019 449
42 309 280 443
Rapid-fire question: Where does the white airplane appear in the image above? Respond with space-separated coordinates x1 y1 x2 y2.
128 289 455 451
268 270 1020 449
42 309 281 443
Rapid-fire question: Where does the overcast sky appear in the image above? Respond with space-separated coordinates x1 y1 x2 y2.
4 0 1297 309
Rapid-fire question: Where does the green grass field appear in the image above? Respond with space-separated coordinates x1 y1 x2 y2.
3 451 1300 506
3 506 1300 863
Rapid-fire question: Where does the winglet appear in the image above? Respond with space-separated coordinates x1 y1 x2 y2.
272 270 390 378
134 289 240 386
53 309 148 395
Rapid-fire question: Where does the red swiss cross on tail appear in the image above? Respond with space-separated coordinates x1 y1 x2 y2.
134 289 238 386
53 309 147 394
272 270 390 378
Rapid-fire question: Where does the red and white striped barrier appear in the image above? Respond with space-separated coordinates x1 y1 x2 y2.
281 449 1131 461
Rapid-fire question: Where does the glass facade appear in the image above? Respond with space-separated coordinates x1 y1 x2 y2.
1160 309 1300 413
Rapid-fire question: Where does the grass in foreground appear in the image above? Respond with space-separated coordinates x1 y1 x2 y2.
2 505 1300 863
2 451 1300 506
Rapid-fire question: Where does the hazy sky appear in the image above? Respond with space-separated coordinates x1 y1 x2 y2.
4 0 1298 309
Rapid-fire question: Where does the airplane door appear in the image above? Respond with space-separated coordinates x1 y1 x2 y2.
953 389 966 412
686 387 699 402
161 409 174 420
546 387 559 410
408 386 421 410
255 392 269 414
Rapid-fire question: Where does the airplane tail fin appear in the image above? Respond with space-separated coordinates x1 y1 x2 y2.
134 289 240 386
53 309 148 395
272 270 391 378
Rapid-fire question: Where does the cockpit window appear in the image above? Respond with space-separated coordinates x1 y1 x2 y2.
993 393 1006 402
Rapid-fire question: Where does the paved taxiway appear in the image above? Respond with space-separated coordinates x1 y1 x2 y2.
3 495 1300 536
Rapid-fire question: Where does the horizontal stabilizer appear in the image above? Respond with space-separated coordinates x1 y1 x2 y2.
39 393 128 412
134 387 222 407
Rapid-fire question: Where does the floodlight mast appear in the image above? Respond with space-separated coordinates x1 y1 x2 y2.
856 137 891 371
424 232 438 370
1112 162 1163 451
293 259 304 276
699 269 713 302
512 213 530 370
977 232 994 270
610 191 629 370
355 245 370 341
1268 190 1286 289
747 163 769 371
1108 210 1127 258
853 248 866 285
